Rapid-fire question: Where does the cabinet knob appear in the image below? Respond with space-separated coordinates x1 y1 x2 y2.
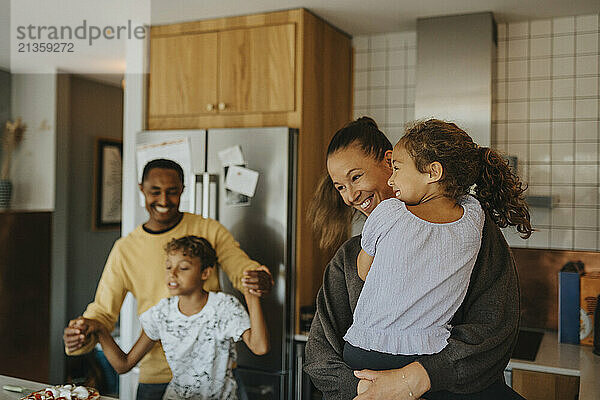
206 103 215 111
218 102 226 111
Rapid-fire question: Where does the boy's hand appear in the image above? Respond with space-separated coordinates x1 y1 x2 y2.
242 265 273 297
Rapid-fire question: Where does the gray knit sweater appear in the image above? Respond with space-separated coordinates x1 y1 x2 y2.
304 213 520 399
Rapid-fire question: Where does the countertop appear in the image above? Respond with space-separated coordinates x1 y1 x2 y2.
507 331 600 400
0 375 116 400
294 331 600 399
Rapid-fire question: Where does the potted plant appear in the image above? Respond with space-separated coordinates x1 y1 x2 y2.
0 118 26 209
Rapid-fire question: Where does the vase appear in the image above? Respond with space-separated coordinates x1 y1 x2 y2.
0 179 12 209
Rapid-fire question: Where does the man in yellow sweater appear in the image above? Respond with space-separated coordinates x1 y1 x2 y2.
63 159 273 399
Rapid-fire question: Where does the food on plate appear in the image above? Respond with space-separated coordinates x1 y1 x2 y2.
21 384 100 400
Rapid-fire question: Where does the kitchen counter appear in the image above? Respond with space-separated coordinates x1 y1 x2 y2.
507 331 600 400
0 375 116 400
295 331 600 399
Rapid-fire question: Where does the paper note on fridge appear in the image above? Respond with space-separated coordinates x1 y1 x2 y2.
218 145 245 166
225 165 259 197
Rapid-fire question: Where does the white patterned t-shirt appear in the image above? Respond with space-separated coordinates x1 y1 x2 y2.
140 292 251 400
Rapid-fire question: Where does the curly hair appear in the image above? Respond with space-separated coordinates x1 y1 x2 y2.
307 117 393 251
399 119 532 238
164 235 217 270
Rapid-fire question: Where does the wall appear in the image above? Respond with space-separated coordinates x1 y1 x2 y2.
66 76 123 319
495 15 600 251
352 13 600 252
10 73 56 210
0 69 9 137
353 32 416 145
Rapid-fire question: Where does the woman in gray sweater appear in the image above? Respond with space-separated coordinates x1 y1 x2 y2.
304 117 524 399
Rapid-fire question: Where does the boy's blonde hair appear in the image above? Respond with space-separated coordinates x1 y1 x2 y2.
164 236 217 270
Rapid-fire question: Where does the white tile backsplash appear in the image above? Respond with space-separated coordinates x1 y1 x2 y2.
553 35 575 56
575 142 598 163
575 165 597 184
576 55 599 75
552 142 575 161
508 81 528 100
509 39 529 58
508 60 529 79
576 15 599 32
576 33 598 54
575 121 598 141
575 99 598 119
530 80 551 99
574 186 598 205
530 37 552 57
574 208 598 228
527 228 550 248
508 21 530 38
552 100 575 119
531 19 552 36
530 122 552 141
550 228 574 249
574 230 597 250
356 14 599 251
529 58 551 78
553 17 576 34
552 121 575 141
576 76 598 97
553 57 575 77
529 100 550 120
552 78 575 98
552 165 574 184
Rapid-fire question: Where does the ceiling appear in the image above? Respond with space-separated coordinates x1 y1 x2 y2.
150 0 600 35
1 0 599 73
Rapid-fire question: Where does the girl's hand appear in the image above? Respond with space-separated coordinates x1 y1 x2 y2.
353 362 431 400
242 265 274 297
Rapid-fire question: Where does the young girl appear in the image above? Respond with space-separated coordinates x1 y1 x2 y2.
81 235 269 400
342 119 531 378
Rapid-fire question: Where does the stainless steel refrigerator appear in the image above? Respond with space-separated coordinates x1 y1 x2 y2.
135 127 298 400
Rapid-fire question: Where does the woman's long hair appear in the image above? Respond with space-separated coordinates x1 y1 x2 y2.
307 117 393 251
400 119 532 238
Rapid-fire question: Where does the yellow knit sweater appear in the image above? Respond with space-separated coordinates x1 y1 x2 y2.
68 213 260 383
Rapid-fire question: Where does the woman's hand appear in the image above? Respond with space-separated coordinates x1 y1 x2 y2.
353 362 431 400
242 265 274 297
357 379 372 395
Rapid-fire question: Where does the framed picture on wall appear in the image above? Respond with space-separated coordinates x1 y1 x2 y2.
93 137 122 231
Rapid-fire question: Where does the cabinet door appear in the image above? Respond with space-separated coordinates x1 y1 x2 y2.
219 24 295 113
512 369 579 400
148 32 218 117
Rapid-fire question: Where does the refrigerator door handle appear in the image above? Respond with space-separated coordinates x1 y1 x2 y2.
202 172 211 218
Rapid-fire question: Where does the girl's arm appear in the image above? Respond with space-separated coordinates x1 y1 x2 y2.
356 249 374 281
241 292 270 355
87 319 156 374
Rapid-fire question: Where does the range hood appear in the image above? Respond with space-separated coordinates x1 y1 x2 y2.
415 12 495 147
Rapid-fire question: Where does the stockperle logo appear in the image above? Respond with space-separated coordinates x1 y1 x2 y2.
10 0 151 74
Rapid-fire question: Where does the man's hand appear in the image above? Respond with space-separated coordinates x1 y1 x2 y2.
63 317 92 353
242 265 274 297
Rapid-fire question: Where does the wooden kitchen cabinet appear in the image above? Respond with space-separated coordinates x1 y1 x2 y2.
512 369 579 400
218 24 295 114
148 24 295 120
147 9 353 333
148 32 217 118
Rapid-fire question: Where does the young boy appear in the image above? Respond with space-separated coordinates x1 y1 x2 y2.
82 235 269 399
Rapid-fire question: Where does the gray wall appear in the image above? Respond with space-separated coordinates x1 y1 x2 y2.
66 76 123 319
0 69 10 160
